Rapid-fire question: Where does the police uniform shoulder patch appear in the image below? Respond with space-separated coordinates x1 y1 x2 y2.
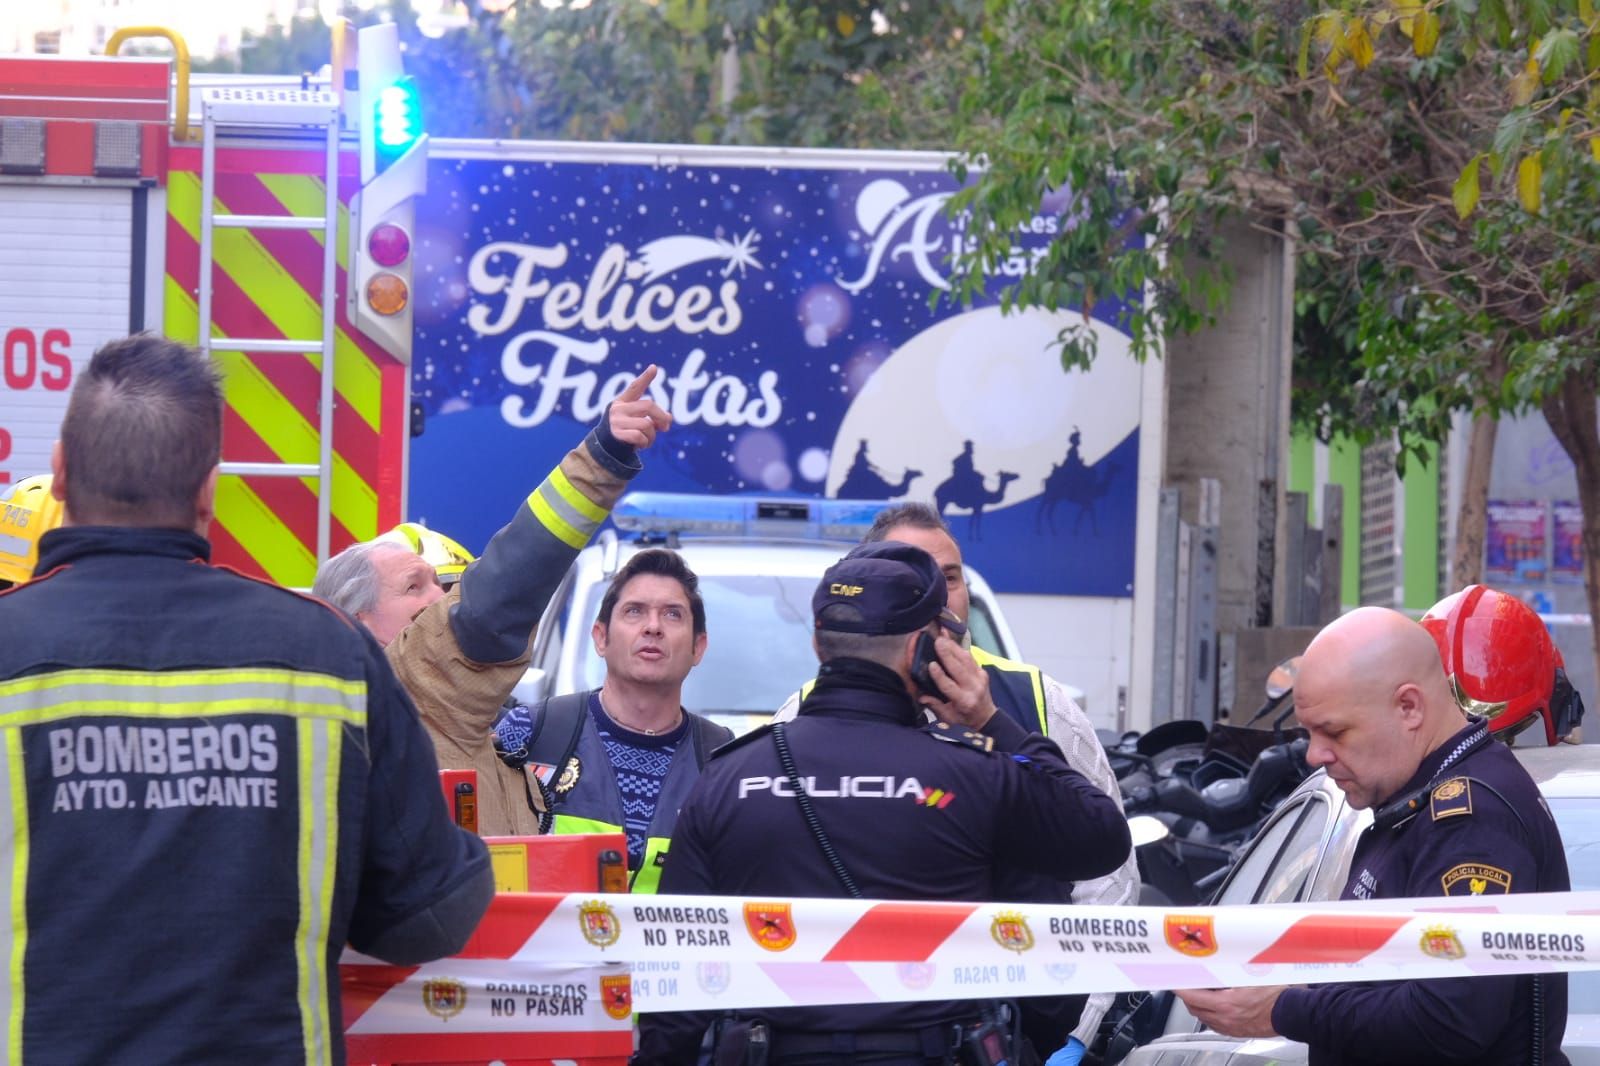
1441 862 1512 896
1430 777 1473 821
922 721 994 754
707 722 773 761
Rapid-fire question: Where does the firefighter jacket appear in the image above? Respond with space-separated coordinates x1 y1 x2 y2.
0 526 492 1065
1273 721 1570 1065
386 424 638 835
636 656 1132 1063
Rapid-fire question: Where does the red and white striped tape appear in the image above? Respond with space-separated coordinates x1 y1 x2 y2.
339 889 1600 1031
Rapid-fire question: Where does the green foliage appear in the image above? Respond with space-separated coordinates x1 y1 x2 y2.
940 0 1600 465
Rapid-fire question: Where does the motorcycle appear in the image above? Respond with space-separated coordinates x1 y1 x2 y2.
1107 657 1309 905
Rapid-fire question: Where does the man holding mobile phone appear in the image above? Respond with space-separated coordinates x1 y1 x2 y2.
636 540 1131 1065
773 503 1136 1064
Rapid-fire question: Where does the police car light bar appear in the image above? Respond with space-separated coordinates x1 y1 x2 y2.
612 493 890 542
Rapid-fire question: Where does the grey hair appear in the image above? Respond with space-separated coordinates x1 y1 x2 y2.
863 502 949 543
312 540 412 616
813 603 913 669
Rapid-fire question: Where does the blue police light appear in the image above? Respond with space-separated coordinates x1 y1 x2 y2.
612 493 889 542
374 77 422 160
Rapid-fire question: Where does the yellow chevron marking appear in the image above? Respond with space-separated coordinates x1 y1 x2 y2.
214 475 315 588
169 171 384 434
165 260 377 548
256 173 382 434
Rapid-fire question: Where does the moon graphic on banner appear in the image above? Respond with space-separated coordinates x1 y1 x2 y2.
825 307 1140 510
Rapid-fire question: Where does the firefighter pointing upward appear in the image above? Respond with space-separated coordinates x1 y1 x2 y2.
0 334 491 1063
315 365 671 835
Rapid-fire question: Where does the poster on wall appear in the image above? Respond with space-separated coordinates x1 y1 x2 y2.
407 151 1145 597
1552 499 1584 584
1484 498 1548 584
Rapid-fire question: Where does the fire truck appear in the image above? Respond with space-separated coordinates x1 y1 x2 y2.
0 23 423 588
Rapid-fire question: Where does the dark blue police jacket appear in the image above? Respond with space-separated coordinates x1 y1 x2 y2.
0 526 490 1064
1274 722 1570 1065
636 656 1131 1063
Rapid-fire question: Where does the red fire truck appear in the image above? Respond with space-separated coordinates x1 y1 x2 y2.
1 22 421 588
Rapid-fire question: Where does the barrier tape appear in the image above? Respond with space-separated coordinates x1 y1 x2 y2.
340 890 1600 1034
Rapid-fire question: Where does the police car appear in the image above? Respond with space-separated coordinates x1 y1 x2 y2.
1116 744 1600 1064
515 493 1031 735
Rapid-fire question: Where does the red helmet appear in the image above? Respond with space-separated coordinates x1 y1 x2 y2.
1420 585 1579 745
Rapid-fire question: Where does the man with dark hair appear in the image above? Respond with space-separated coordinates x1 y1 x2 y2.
315 366 671 835
495 547 731 892
637 540 1131 1064
0 334 492 1062
775 501 1136 1063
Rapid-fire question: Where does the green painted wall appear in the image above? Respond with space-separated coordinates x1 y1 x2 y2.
1402 443 1440 611
1287 431 1442 609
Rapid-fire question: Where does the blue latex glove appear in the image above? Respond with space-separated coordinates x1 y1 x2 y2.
1045 1036 1086 1066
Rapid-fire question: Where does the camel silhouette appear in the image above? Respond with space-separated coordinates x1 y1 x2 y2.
935 471 1018 540
1036 459 1120 535
837 463 922 500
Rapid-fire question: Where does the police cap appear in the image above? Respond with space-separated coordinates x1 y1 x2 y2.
812 540 967 637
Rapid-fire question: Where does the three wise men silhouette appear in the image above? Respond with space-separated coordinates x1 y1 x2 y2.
840 431 1118 540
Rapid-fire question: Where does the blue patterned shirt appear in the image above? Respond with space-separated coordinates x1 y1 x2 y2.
590 694 689 871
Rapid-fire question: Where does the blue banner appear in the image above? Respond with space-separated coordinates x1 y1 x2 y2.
410 153 1142 596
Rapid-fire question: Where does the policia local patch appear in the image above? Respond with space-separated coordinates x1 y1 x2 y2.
1442 862 1512 896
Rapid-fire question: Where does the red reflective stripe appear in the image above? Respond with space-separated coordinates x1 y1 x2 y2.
338 963 417 1032
221 405 358 546
822 902 977 963
1249 914 1411 964
206 518 266 581
455 894 566 959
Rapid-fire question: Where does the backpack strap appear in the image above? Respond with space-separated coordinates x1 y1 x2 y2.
522 690 593 802
690 713 735 770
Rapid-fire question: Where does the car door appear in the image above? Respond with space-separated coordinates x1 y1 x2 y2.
1124 782 1343 1066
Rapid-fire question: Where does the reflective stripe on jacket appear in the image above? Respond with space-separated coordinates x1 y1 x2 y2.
0 526 489 1065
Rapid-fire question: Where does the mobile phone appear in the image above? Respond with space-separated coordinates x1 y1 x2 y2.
910 630 946 700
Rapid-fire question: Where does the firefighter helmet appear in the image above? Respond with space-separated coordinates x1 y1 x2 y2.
376 522 475 587
1420 584 1575 745
0 475 66 585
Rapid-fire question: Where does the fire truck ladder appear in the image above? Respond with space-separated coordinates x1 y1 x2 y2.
196 86 342 568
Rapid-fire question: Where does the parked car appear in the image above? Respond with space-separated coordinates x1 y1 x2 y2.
1117 744 1600 1065
514 493 1032 736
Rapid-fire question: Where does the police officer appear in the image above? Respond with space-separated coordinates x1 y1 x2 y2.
1178 606 1569 1065
0 335 492 1061
773 503 1138 1063
636 540 1131 1065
